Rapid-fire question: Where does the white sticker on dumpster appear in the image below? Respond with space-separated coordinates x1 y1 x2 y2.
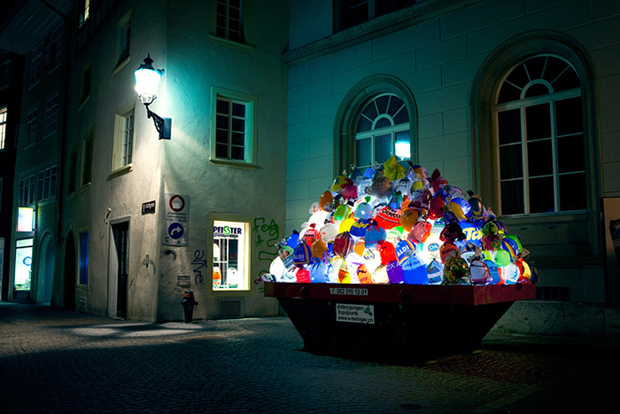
336 304 375 324
330 287 369 296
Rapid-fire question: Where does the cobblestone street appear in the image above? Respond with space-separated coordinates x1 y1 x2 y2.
1 303 618 414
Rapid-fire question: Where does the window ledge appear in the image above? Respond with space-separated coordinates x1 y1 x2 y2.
499 210 588 225
210 158 259 170
27 79 41 90
46 64 61 75
108 164 133 180
209 34 255 53
37 198 56 208
78 95 90 111
42 131 57 140
284 0 484 66
113 56 131 75
79 182 91 194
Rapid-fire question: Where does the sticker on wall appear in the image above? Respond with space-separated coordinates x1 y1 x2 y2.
177 275 191 288
164 193 190 246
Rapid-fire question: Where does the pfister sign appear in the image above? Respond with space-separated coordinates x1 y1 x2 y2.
164 194 190 246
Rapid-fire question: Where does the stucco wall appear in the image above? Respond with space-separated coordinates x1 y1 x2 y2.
155 0 289 321
63 0 168 320
285 0 620 303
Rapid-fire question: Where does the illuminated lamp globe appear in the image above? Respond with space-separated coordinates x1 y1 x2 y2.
135 54 164 105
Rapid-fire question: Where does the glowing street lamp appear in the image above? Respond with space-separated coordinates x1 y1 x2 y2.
134 54 171 140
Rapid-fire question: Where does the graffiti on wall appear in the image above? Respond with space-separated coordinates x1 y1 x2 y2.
252 217 280 293
192 249 207 285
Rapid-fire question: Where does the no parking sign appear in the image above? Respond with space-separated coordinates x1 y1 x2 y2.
164 193 190 246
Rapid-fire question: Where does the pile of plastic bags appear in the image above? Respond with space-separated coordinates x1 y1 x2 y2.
265 157 537 286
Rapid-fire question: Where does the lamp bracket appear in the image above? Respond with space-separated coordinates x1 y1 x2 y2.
145 103 171 140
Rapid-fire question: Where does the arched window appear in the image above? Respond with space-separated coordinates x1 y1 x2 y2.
496 55 585 215
334 75 416 175
355 93 410 169
472 32 602 268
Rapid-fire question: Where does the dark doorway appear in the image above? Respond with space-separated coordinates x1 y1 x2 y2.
63 232 76 310
112 222 129 318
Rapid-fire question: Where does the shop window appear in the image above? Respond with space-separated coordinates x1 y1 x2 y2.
355 93 410 169
18 175 36 206
14 238 33 291
212 220 250 291
116 12 131 67
0 106 7 150
211 89 256 164
81 134 94 186
44 93 60 136
79 231 89 285
495 55 585 216
112 106 134 172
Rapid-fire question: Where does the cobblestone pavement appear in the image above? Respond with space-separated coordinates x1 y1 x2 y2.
1 303 618 414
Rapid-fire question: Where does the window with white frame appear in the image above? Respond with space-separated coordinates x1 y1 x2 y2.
213 220 250 291
112 107 135 171
354 93 410 169
18 175 36 206
495 55 585 215
0 106 7 150
0 51 11 88
37 165 57 202
213 91 255 163
214 0 246 43
29 41 44 86
81 134 94 186
25 105 38 146
116 12 131 66
44 93 59 135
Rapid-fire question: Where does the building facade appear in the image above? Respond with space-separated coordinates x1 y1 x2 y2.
2 0 620 335
1 0 288 322
0 50 23 302
285 0 620 335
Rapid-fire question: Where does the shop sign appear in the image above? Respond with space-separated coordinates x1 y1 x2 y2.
17 207 35 232
336 303 375 324
164 194 190 246
213 225 243 238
